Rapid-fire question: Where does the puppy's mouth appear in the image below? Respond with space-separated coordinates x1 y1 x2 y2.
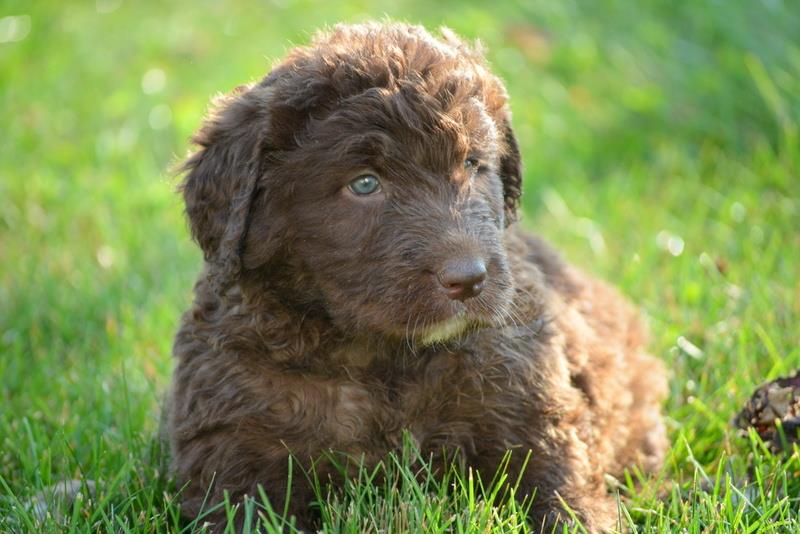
397 267 513 346
341 258 513 346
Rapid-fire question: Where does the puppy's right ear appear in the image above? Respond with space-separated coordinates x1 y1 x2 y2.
179 83 275 294
498 114 523 226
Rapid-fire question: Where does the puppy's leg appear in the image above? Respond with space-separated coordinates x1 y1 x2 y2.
171 422 320 533
473 424 617 534
522 449 617 534
615 351 669 476
417 344 617 533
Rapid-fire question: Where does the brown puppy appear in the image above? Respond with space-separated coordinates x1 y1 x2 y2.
167 22 668 533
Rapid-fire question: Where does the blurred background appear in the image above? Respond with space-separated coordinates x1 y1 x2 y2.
1 0 798 530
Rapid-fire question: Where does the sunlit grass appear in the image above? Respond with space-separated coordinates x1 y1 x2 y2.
1 0 799 532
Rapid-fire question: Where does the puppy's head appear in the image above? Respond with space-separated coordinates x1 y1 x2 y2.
181 23 522 345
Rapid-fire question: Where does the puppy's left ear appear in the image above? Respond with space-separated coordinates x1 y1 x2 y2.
498 114 523 225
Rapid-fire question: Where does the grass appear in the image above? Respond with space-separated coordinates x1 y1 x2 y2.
1 0 799 531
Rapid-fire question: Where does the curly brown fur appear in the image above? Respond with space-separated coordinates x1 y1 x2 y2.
167 22 667 533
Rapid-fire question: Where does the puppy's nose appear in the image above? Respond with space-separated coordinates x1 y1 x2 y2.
437 258 487 301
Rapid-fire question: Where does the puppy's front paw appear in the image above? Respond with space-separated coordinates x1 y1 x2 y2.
530 495 616 534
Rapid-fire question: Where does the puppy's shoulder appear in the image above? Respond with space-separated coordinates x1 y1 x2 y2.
503 225 582 303
503 225 646 345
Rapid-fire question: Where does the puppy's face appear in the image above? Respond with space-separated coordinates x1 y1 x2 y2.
182 24 523 345
278 90 513 343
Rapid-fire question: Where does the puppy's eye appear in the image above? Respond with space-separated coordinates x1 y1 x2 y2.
464 157 480 170
348 174 382 196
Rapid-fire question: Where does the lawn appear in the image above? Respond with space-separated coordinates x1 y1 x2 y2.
1 0 799 532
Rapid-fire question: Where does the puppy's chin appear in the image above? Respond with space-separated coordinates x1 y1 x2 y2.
415 312 473 345
371 309 482 347
379 289 514 346
408 302 508 346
